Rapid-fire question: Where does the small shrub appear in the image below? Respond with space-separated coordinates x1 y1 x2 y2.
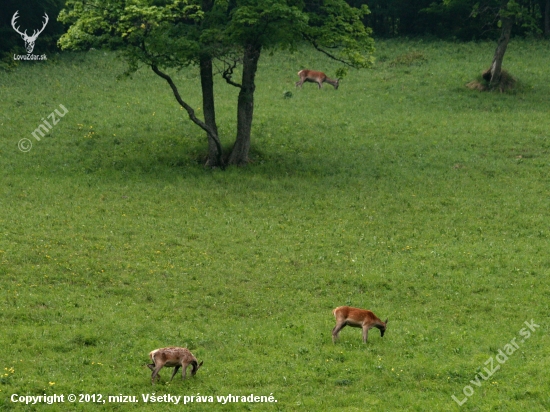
389 51 427 67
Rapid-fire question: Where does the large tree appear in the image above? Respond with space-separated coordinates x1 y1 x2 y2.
59 0 375 167
474 0 542 88
59 0 229 167
485 0 516 86
223 0 375 165
222 2 309 165
425 0 543 90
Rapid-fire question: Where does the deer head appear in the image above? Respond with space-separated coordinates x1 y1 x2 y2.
11 11 49 54
380 319 388 337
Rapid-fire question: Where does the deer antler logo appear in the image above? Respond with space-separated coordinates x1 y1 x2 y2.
11 11 49 54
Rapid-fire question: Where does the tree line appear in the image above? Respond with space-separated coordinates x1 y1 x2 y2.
356 0 550 40
2 0 548 62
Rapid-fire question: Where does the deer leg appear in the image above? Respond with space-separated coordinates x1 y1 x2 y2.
317 81 322 89
181 363 189 380
295 80 303 88
150 364 164 384
147 363 157 379
332 322 346 343
362 325 369 343
170 366 180 381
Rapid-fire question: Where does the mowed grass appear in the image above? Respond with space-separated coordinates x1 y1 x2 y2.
0 39 549 411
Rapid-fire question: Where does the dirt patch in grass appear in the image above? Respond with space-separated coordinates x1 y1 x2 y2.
466 69 517 93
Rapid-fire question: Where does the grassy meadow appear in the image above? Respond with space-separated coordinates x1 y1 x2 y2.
0 39 549 411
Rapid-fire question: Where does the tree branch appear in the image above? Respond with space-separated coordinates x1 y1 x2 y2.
302 33 356 68
151 64 225 169
221 58 242 88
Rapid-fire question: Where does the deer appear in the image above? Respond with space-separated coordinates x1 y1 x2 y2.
332 306 388 344
11 11 49 54
295 70 339 90
147 347 203 385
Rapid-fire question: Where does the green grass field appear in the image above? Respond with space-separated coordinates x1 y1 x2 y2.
1 39 549 411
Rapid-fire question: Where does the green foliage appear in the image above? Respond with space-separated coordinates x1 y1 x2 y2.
335 67 348 79
58 0 375 71
1 39 549 410
228 0 308 48
303 0 375 67
58 0 208 71
501 0 543 35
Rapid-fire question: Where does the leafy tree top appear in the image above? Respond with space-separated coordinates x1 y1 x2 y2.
59 0 375 72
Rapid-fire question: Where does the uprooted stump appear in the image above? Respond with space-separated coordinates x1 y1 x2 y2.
466 69 517 93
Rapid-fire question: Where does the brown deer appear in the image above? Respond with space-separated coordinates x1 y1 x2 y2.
147 347 203 384
295 70 339 90
332 306 388 343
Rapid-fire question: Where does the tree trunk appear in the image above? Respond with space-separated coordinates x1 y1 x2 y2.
487 2 514 85
545 0 550 38
200 56 221 167
228 43 261 166
199 0 222 168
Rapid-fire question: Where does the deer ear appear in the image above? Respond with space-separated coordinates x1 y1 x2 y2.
199 361 204 367
384 318 388 324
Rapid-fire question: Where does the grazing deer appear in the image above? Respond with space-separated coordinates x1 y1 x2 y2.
332 306 388 343
147 347 203 384
295 70 339 90
11 11 49 54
